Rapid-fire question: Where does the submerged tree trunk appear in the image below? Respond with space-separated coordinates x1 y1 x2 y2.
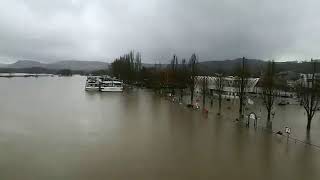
214 74 225 115
202 77 207 109
190 89 194 104
203 91 206 109
266 121 272 129
218 94 222 115
239 96 243 118
307 115 312 131
267 110 271 122
188 53 198 106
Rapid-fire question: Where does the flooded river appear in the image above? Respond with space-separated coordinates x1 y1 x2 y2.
0 76 320 179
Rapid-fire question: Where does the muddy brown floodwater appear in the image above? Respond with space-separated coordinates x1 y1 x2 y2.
0 76 320 180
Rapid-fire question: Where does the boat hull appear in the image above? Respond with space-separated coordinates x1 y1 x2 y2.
85 86 100 91
100 87 123 92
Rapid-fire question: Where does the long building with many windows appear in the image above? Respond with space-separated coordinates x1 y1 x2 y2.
195 76 260 98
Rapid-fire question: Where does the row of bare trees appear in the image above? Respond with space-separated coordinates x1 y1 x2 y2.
110 53 319 131
135 53 199 105
111 51 142 83
260 59 319 130
200 57 319 131
241 58 319 130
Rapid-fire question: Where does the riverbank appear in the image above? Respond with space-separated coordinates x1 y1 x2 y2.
0 73 54 78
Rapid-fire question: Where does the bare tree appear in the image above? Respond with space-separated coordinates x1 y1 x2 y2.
187 54 198 104
296 60 320 131
215 73 225 115
201 76 208 109
234 57 249 119
134 52 142 81
261 61 277 122
169 55 179 95
177 59 188 102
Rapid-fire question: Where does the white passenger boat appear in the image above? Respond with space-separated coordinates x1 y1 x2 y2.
100 81 123 92
85 76 100 91
99 76 123 92
85 75 123 92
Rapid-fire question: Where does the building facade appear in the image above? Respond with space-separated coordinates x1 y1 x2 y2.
195 76 260 98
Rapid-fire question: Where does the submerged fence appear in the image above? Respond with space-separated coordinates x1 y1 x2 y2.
241 120 320 150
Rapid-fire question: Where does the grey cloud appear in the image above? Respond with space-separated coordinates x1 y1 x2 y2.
0 0 319 63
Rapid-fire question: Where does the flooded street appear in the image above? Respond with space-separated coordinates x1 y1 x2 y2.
196 94 320 146
0 76 320 179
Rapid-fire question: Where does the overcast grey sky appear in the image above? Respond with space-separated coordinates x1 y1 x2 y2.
0 0 319 63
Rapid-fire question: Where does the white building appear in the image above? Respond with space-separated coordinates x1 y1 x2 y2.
195 76 260 98
296 73 320 88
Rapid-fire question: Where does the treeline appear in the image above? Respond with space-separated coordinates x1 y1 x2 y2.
109 53 320 131
110 51 142 83
110 52 199 103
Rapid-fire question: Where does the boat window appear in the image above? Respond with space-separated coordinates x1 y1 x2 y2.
103 83 112 86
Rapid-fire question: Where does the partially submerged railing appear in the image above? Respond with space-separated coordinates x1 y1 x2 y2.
236 118 320 150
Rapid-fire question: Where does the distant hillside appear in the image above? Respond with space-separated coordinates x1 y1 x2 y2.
198 58 318 76
3 60 109 71
0 63 7 67
198 58 265 75
47 61 109 71
6 60 46 69
0 59 318 75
